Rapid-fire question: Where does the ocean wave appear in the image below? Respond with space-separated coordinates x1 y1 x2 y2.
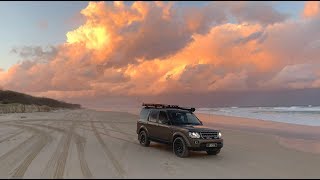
272 106 320 112
196 106 320 126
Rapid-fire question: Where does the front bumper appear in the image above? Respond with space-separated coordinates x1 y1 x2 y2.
188 138 223 151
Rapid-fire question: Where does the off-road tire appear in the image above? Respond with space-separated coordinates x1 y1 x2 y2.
139 130 150 147
173 137 189 158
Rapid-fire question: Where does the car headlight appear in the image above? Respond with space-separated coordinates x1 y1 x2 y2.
189 132 201 139
218 132 222 138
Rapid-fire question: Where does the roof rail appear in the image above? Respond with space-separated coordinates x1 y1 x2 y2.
142 103 196 112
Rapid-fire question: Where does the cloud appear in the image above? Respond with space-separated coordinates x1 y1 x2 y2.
223 1 289 25
65 1 229 68
182 2 228 33
260 64 320 89
302 1 320 18
0 1 320 105
234 31 266 44
208 71 248 91
11 46 57 62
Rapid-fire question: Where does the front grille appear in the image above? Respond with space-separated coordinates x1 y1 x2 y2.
200 132 219 139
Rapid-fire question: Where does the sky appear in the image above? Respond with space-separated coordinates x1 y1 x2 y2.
0 1 319 108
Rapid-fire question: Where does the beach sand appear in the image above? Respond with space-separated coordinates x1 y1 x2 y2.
0 109 319 178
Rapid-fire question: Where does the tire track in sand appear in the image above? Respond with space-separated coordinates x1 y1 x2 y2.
11 136 50 178
75 137 92 178
67 111 93 178
0 129 25 144
99 122 136 160
65 111 93 178
102 122 136 138
90 120 126 178
40 128 67 178
54 126 72 179
37 120 92 179
78 123 134 136
10 122 57 178
0 123 52 178
75 125 139 146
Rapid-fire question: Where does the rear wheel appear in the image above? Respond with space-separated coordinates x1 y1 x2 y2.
206 149 220 155
139 130 150 147
173 137 189 158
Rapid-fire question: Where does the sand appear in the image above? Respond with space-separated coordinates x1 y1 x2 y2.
0 109 319 178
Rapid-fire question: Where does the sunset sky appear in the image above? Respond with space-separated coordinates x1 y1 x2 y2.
0 1 319 108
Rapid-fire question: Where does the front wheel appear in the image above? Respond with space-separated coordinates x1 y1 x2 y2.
206 149 221 155
139 130 150 147
173 137 189 158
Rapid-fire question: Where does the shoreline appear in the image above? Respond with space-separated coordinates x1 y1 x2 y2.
195 109 320 127
196 113 320 136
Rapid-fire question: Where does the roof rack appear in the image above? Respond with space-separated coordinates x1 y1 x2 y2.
142 103 196 112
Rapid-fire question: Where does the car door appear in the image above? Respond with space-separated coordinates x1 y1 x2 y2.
155 111 172 142
147 109 159 138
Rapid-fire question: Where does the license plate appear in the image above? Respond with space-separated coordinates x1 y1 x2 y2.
206 143 217 147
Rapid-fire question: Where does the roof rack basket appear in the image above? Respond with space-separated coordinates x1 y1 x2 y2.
142 103 196 112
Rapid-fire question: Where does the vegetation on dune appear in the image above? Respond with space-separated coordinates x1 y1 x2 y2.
0 90 81 109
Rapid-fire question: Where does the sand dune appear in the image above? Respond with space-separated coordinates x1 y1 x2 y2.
0 109 319 178
0 104 52 113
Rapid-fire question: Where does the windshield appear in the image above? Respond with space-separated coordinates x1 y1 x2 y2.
167 110 202 125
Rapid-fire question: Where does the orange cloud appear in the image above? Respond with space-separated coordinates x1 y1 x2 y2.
303 1 320 18
0 1 319 103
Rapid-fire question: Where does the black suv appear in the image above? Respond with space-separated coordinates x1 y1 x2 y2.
136 103 223 157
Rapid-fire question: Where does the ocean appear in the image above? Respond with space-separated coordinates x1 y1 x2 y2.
195 106 320 127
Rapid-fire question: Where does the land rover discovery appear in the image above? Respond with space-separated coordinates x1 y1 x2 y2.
136 103 223 158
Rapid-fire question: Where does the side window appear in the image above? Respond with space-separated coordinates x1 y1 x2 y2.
148 110 159 123
139 108 150 121
158 111 169 124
